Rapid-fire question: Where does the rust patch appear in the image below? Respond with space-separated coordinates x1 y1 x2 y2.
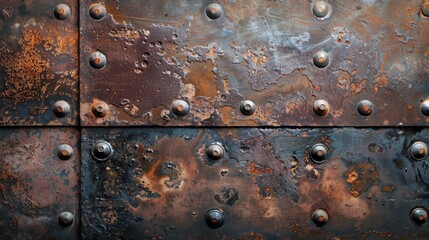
247 161 274 176
183 62 217 98
345 162 379 197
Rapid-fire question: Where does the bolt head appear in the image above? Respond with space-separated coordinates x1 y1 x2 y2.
421 100 429 117
172 100 190 116
312 209 329 226
57 144 74 160
92 140 113 161
59 212 74 226
89 51 107 69
205 209 225 228
357 100 374 116
89 4 106 20
310 143 329 163
411 207 428 224
206 143 225 160
313 51 330 68
240 100 256 116
313 1 330 18
206 3 223 19
410 141 428 161
313 99 330 116
91 101 109 118
54 4 71 20
422 2 429 17
53 100 71 118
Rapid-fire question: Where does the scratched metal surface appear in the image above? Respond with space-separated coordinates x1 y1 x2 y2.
82 127 429 239
0 128 80 239
0 0 79 126
80 0 429 126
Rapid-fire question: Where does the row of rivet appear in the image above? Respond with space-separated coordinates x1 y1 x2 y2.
56 144 75 226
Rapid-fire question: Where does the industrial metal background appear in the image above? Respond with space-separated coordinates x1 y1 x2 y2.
1 0 429 239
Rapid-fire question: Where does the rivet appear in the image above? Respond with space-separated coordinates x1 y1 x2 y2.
91 101 109 118
89 4 106 20
313 99 330 116
410 141 428 161
420 99 429 117
313 51 330 68
357 100 374 116
312 1 330 18
411 207 428 224
310 143 329 163
206 3 223 19
89 51 107 69
54 4 71 20
312 209 329 226
206 143 225 160
57 144 74 161
240 100 256 116
53 100 71 118
422 2 429 17
59 212 74 226
205 209 225 228
92 140 113 161
172 100 190 116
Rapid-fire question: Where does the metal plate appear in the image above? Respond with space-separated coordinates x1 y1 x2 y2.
0 0 78 125
82 127 429 239
80 0 429 126
0 128 80 239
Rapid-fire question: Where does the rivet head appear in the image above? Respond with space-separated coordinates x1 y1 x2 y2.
411 207 428 224
410 141 428 161
422 2 429 17
54 4 71 20
53 100 71 118
420 100 429 117
89 51 107 69
89 4 106 20
312 1 330 18
57 144 74 161
59 212 74 226
205 209 225 228
240 100 256 116
313 99 330 116
91 101 109 118
312 209 329 226
357 100 374 116
92 140 113 161
313 51 330 68
206 3 223 19
310 143 329 163
206 143 225 161
172 100 190 116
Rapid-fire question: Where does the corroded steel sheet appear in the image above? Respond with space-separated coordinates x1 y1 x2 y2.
80 0 429 126
0 0 79 125
0 128 80 239
82 127 429 239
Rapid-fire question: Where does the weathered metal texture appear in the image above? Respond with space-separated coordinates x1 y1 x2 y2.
80 0 429 126
0 0 79 126
0 128 80 239
82 127 429 239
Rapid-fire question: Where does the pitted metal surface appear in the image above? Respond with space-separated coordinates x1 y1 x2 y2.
80 0 429 126
81 127 429 239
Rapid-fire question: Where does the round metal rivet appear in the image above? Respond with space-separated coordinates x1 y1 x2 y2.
91 101 109 118
54 4 71 20
313 99 330 116
420 100 429 117
89 4 106 20
59 212 74 226
410 141 428 161
422 2 429 17
172 100 190 116
240 100 256 116
312 1 330 18
411 207 428 224
53 100 71 118
312 209 329 226
89 51 107 69
206 3 223 19
92 140 113 161
206 143 225 161
313 51 330 68
310 143 329 163
205 209 225 228
357 100 374 116
57 144 74 161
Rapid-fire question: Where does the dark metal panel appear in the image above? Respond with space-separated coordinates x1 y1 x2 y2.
81 127 429 239
0 128 80 239
80 0 429 126
0 0 79 126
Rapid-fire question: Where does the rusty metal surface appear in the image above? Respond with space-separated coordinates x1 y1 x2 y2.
80 0 429 126
0 128 80 239
81 127 429 239
0 0 79 126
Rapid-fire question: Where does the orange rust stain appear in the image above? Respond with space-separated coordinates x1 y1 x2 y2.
241 232 263 240
218 106 234 124
183 62 217 98
375 75 389 88
345 162 379 197
381 185 394 193
347 171 358 183
247 161 273 176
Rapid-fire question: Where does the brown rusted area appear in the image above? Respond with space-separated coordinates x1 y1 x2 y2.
345 162 379 198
